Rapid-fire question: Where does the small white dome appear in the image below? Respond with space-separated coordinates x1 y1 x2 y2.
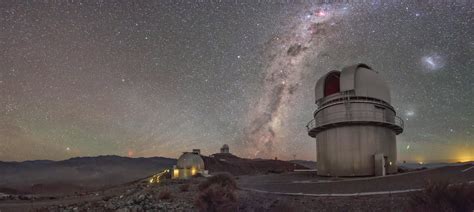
220 144 230 153
177 152 205 170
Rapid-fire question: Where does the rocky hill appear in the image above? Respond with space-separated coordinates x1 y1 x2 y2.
0 155 176 194
202 153 307 175
0 154 308 195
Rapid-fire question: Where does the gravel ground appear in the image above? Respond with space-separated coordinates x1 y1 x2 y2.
0 179 199 212
237 190 412 212
238 164 474 194
1 164 472 212
0 177 414 212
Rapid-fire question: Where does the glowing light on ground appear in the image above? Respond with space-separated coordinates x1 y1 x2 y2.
455 151 473 163
149 169 170 184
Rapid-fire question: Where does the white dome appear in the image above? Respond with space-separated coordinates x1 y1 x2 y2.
315 63 391 104
177 152 205 170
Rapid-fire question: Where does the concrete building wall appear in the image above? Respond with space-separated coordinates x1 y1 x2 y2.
316 125 397 176
313 99 399 176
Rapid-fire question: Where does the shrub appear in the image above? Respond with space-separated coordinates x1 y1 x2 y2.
192 173 204 178
179 184 190 192
158 189 172 200
195 173 238 212
198 173 237 191
269 201 303 212
267 169 284 174
162 170 172 179
409 180 474 212
195 184 237 212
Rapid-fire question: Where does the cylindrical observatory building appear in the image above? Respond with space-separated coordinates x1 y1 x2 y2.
307 63 404 177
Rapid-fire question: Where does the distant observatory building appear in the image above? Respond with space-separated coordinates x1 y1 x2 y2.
172 149 207 179
307 64 404 177
220 144 230 154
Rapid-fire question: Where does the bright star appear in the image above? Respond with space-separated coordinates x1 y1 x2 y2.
315 9 326 17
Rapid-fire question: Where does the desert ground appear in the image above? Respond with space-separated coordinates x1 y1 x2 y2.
0 162 473 212
0 175 421 212
238 163 474 194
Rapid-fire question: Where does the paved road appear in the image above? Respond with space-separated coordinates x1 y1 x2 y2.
238 163 474 195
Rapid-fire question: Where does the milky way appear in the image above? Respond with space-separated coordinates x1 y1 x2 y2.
243 5 347 158
0 1 472 162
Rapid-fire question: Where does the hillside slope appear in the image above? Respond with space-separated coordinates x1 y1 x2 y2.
202 153 307 175
0 155 176 194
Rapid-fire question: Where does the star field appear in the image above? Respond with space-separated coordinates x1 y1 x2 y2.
0 0 472 162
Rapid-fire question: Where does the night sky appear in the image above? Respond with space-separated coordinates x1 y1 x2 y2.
0 0 472 162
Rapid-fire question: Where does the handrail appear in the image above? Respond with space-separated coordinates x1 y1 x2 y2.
317 93 390 107
314 100 395 117
306 110 404 132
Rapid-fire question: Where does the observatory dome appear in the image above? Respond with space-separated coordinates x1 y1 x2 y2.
177 152 205 170
314 64 391 105
220 144 230 154
307 63 403 177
